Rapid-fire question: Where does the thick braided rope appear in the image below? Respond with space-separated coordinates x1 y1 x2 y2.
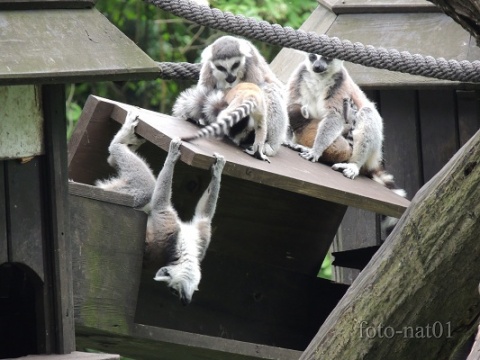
156 62 201 80
147 0 480 83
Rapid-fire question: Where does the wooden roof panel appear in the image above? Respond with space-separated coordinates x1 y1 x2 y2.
88 96 409 218
319 0 440 14
0 9 160 85
0 0 95 10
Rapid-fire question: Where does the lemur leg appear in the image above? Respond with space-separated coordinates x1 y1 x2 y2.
194 153 226 220
245 115 270 163
96 111 155 208
149 138 182 211
299 111 344 163
332 106 380 179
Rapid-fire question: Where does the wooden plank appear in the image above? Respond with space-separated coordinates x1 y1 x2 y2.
70 190 147 334
380 90 422 197
76 325 302 360
319 0 440 13
14 352 119 360
69 182 137 208
136 255 348 351
419 89 458 182
42 84 75 353
0 9 160 85
0 162 6 264
457 90 480 146
96 97 409 217
326 13 480 88
0 0 95 10
0 85 44 160
6 158 45 281
270 4 337 83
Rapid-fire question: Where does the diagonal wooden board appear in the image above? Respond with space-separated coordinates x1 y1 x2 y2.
92 96 409 218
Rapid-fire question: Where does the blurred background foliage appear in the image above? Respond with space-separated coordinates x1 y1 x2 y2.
66 0 317 138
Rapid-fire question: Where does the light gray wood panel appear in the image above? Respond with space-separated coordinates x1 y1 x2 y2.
0 9 160 85
319 0 439 13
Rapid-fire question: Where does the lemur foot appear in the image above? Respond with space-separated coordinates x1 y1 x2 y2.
283 140 310 153
245 144 270 163
212 153 226 176
299 149 321 162
112 110 145 150
332 162 360 179
168 137 182 162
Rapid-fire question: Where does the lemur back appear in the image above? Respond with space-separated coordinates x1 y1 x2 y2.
96 111 226 305
173 35 288 161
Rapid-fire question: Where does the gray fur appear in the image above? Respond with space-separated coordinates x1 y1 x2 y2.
97 111 226 305
173 35 288 158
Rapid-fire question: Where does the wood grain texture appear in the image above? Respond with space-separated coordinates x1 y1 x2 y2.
70 189 147 335
76 325 301 360
418 89 458 182
96 96 409 217
300 130 480 359
319 0 440 13
0 9 159 85
0 0 95 10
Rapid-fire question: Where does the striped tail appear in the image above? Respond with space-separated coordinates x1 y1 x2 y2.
368 168 407 235
182 100 255 142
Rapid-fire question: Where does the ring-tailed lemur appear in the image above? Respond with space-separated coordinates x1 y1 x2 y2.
96 111 226 305
182 82 271 162
286 53 406 232
172 35 288 160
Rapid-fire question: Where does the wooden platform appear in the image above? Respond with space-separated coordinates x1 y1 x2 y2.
13 352 119 360
68 95 409 359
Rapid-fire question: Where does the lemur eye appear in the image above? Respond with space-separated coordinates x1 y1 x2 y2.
323 56 333 63
308 53 317 62
215 64 227 72
231 61 240 70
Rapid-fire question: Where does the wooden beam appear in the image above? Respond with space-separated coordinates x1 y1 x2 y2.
319 0 440 14
0 0 95 10
300 129 480 359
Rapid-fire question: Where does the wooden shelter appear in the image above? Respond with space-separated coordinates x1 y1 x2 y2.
64 0 479 359
271 0 480 283
0 0 159 358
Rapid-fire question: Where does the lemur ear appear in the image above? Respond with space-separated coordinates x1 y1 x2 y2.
238 39 252 58
201 44 213 63
153 267 171 282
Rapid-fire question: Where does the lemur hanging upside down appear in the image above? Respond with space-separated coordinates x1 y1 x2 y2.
96 112 226 305
285 53 406 231
172 35 288 161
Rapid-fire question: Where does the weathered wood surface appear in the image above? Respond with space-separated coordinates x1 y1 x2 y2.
0 165 7 265
300 130 480 359
76 325 301 360
97 96 408 217
0 85 44 160
428 0 480 45
458 91 480 147
14 352 119 360
273 6 480 88
319 0 440 13
0 0 95 10
0 9 160 85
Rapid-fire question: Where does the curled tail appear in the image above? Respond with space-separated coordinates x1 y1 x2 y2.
368 168 407 235
182 100 255 142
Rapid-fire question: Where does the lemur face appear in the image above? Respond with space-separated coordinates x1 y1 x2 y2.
210 55 246 89
308 53 333 73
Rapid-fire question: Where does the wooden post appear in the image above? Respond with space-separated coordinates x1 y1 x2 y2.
300 130 480 360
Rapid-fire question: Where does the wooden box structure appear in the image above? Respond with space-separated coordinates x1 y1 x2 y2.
69 96 409 359
0 0 159 359
270 0 480 283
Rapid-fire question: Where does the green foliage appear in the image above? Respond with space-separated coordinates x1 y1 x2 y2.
69 0 316 129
